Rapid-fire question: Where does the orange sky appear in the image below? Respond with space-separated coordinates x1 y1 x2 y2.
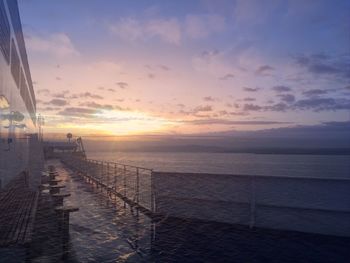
19 0 350 138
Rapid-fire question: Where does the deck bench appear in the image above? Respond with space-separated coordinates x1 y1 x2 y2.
49 172 59 180
54 206 79 237
0 173 39 247
48 179 62 186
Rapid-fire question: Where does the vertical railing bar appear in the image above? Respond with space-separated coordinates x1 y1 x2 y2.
107 162 110 190
114 163 117 201
124 165 127 208
151 170 154 214
136 167 139 205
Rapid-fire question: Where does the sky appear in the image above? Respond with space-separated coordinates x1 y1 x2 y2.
18 0 350 138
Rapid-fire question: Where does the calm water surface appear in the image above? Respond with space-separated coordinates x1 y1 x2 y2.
87 151 350 178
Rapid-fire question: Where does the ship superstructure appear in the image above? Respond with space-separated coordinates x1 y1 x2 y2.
0 0 37 189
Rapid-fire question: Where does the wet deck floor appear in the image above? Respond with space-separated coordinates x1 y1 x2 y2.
47 159 152 262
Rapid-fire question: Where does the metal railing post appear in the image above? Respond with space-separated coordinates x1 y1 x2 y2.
123 165 127 208
101 162 104 192
107 162 110 191
151 170 155 214
136 168 140 205
114 163 117 201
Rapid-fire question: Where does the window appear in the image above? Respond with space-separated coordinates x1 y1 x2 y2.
0 0 10 63
10 38 20 88
20 67 27 99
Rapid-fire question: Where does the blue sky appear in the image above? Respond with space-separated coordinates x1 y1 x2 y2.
18 0 350 136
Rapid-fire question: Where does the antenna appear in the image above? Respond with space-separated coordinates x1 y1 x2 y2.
67 133 73 143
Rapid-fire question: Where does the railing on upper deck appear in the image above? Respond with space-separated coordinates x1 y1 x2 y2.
61 155 155 215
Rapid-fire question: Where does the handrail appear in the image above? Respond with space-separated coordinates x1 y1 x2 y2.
61 155 154 216
85 158 153 172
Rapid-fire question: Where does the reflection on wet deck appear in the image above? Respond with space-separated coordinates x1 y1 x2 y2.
46 160 151 262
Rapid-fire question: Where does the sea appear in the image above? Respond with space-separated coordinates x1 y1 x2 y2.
86 151 350 179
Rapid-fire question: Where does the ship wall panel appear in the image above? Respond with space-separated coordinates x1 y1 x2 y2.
153 172 350 237
0 0 35 189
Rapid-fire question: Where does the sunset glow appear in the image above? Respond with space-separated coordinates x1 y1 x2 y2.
18 0 350 138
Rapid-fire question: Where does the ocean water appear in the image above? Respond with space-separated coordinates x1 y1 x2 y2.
87 151 350 178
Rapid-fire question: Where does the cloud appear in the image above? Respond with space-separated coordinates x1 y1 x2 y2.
79 101 114 110
158 65 170 71
255 65 274 75
25 33 79 57
243 97 256 102
192 49 236 78
37 89 50 94
109 18 143 42
294 53 350 81
185 14 226 39
272 85 292 92
277 94 295 103
70 92 103 100
229 111 248 116
107 88 116 92
203 96 216 102
243 87 260 92
109 17 181 45
179 105 214 117
39 106 60 111
219 73 235 80
302 89 329 97
292 97 350 111
218 110 248 116
187 119 291 125
48 99 68 106
58 107 98 118
265 103 288 112
233 0 278 25
243 104 262 111
243 97 350 112
148 73 155 79
193 105 213 112
115 82 128 89
52 90 69 98
147 18 181 44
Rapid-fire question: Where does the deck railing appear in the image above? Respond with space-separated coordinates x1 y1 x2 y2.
61 155 155 214
59 154 350 237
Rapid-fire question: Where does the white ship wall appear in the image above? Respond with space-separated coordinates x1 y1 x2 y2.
0 0 36 189
153 172 350 237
